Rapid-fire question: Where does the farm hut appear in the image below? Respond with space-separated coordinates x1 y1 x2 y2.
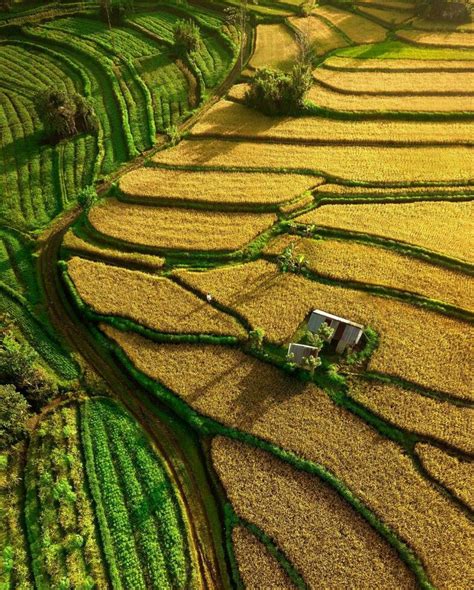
287 343 319 367
308 309 364 354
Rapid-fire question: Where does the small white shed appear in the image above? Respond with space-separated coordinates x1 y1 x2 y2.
308 309 364 354
287 342 319 367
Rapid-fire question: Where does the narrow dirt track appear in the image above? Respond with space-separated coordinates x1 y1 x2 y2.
34 22 255 590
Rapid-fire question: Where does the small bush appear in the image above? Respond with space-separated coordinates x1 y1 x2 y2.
245 63 312 116
173 19 201 53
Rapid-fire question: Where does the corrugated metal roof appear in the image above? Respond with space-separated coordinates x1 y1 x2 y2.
311 309 364 331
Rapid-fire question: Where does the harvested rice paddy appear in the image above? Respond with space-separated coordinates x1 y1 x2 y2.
297 200 474 264
415 443 474 509
312 5 388 44
191 99 474 144
349 378 474 455
313 183 474 198
101 325 474 590
213 437 417 589
397 29 474 48
152 139 474 183
288 15 349 56
231 526 295 589
250 24 300 71
119 166 324 206
67 256 245 337
88 199 277 251
307 82 474 112
265 236 474 311
313 68 474 95
321 55 474 71
173 260 474 399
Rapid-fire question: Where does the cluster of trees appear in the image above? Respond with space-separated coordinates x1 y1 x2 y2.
245 63 313 116
34 88 98 143
173 18 202 53
418 0 470 22
0 318 58 449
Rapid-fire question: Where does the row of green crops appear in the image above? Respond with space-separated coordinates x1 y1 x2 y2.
24 405 108 590
80 397 193 590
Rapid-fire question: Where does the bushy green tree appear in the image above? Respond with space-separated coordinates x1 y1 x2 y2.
245 62 312 116
0 384 30 449
34 88 98 143
173 19 201 53
278 242 307 273
248 327 265 350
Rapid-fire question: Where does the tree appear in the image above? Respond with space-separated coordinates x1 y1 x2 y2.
173 19 201 54
245 62 312 116
302 353 321 378
99 0 134 26
0 384 30 449
301 323 335 353
34 88 97 143
278 242 307 273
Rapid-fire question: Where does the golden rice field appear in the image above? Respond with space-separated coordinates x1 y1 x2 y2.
173 260 474 399
100 325 474 590
297 200 474 263
191 99 474 144
397 29 474 48
88 199 277 252
231 526 295 590
312 5 388 44
313 183 474 198
349 378 474 455
250 24 300 71
357 6 414 25
415 443 474 509
307 82 474 112
288 16 349 56
265 235 473 311
213 437 417 589
152 139 474 183
118 166 324 206
313 68 474 94
67 257 245 338
321 55 474 71
62 229 165 270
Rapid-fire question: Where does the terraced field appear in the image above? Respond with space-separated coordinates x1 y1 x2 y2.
3 0 474 588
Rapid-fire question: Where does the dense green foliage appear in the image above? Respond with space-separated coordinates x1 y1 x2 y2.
24 405 108 589
174 18 202 53
80 397 192 590
245 64 313 116
0 384 29 449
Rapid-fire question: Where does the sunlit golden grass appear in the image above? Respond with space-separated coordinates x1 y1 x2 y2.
397 29 474 48
416 443 474 510
214 437 416 590
152 139 473 183
119 166 323 206
288 15 349 56
101 325 473 589
313 183 474 198
62 229 165 270
190 100 474 144
307 82 474 112
297 200 474 263
88 199 276 252
357 6 413 25
322 55 474 71
67 257 245 337
312 5 388 43
314 68 473 94
231 526 295 589
264 236 474 311
250 24 299 71
349 378 474 455
173 260 474 399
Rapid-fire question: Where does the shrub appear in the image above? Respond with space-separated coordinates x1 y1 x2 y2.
245 63 312 116
173 19 201 53
34 88 98 143
77 186 97 210
0 384 30 449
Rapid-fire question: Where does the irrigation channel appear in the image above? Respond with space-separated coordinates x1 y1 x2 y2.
37 21 255 590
